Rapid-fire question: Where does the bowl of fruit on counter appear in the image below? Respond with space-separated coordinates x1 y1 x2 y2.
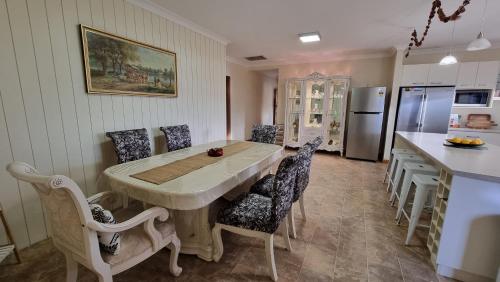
446 137 485 148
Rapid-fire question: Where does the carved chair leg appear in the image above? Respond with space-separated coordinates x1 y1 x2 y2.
264 234 278 282
299 195 306 220
287 209 297 239
211 223 223 262
64 253 78 282
280 216 292 251
169 235 182 277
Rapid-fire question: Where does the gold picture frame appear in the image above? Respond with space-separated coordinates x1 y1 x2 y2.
80 24 178 97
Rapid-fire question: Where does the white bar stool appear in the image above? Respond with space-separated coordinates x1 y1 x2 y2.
384 148 415 184
400 174 439 245
394 162 438 219
387 154 425 196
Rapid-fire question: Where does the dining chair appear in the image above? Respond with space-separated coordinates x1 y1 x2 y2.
250 136 323 238
251 124 278 144
160 124 192 152
212 155 298 281
105 128 152 164
7 161 182 282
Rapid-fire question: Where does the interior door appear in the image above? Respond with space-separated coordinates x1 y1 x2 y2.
421 87 455 133
346 112 383 161
396 88 425 132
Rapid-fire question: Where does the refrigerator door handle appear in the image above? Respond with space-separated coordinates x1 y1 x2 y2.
416 94 425 130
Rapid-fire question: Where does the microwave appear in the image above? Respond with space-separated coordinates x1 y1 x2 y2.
454 89 492 107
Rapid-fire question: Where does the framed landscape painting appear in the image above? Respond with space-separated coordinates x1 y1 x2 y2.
80 25 177 97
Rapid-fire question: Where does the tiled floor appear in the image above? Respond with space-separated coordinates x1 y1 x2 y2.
0 152 455 282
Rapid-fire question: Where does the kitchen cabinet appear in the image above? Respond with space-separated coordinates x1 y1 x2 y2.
456 62 478 89
475 61 499 89
401 64 430 86
403 61 499 90
428 64 459 86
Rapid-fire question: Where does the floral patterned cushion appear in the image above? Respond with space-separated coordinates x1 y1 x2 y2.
217 193 273 233
89 204 120 255
250 136 323 202
160 124 192 152
106 129 151 164
294 136 322 201
249 174 274 198
218 155 298 234
251 124 278 144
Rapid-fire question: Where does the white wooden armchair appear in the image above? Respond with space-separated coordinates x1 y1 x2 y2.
7 161 182 282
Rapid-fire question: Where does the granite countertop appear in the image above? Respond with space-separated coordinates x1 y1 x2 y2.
396 131 500 182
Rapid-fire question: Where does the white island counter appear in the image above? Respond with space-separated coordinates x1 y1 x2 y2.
395 132 500 282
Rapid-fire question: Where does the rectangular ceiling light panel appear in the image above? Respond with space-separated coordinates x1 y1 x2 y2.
299 32 321 43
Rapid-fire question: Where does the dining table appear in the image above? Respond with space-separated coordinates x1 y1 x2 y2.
102 140 283 261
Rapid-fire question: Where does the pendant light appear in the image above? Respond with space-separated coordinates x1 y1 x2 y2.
467 0 491 51
440 21 458 65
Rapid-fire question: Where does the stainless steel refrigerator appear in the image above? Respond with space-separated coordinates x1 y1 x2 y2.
395 87 455 133
346 87 386 161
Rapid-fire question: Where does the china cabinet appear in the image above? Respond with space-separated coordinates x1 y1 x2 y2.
284 72 350 154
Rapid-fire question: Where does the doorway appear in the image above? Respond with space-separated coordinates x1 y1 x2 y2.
273 88 278 125
226 76 231 139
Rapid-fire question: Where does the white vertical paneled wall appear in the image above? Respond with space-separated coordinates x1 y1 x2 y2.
0 0 226 248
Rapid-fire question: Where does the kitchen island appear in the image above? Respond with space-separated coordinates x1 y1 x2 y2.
394 131 500 282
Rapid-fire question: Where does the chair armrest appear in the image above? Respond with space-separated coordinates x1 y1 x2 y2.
86 206 169 233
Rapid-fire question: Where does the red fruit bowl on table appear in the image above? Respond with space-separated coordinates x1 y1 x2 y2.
207 148 223 157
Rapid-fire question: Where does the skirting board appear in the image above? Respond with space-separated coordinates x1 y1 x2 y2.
437 264 497 282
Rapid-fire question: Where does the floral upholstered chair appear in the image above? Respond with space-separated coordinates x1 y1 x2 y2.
251 124 278 144
105 128 151 164
160 124 192 152
250 136 323 238
7 162 182 282
212 155 298 281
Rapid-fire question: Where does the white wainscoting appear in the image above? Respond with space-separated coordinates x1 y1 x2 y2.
0 0 226 248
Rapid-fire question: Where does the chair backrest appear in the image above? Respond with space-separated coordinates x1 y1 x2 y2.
106 128 151 164
251 124 278 144
6 162 99 261
269 155 298 229
160 124 192 152
294 136 323 202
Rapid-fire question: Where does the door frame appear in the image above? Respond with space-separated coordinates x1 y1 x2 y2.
226 76 231 139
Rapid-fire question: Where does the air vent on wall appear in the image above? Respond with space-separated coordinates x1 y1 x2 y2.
245 55 267 61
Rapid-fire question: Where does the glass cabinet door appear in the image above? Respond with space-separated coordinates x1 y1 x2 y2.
287 113 300 142
304 80 325 128
326 80 347 146
288 81 302 113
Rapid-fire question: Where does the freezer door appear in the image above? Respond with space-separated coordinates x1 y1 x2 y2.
396 88 425 132
349 87 386 112
346 112 383 161
421 87 455 133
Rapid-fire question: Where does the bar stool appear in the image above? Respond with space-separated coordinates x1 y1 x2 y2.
384 148 415 184
394 163 438 219
400 174 439 245
387 154 425 195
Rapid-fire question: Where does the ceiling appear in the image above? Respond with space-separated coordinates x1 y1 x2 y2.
151 0 500 67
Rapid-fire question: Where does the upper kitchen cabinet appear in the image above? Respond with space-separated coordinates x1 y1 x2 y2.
401 64 430 86
428 64 459 86
475 61 499 89
456 62 479 89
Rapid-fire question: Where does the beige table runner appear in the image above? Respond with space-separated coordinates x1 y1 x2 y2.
130 141 255 185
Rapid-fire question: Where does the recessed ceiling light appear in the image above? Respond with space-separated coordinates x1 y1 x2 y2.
299 32 321 43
